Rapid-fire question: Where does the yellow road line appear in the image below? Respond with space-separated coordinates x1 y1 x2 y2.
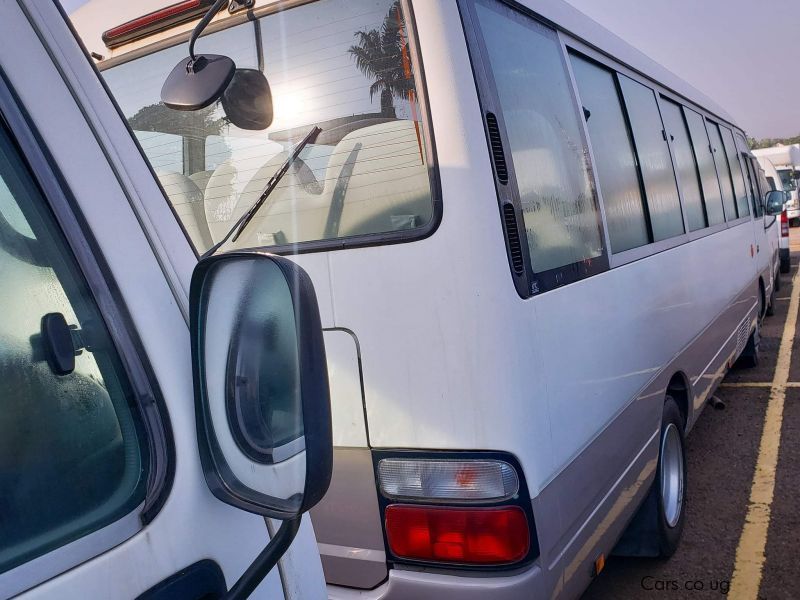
721 382 800 388
728 266 800 600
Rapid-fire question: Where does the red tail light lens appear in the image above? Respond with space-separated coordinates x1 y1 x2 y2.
385 505 529 565
102 0 217 49
782 211 789 237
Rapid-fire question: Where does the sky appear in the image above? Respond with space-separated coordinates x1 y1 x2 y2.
61 0 798 139
561 0 800 139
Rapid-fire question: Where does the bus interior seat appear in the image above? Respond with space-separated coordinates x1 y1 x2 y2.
321 120 431 239
155 170 213 250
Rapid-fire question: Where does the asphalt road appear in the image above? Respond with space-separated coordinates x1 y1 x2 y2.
582 230 800 600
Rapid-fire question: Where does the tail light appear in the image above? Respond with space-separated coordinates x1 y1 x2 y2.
378 458 519 502
375 453 538 569
102 0 220 49
385 505 529 565
782 210 789 238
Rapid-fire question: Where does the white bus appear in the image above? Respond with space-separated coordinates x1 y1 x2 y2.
754 144 800 224
757 156 792 273
71 0 785 597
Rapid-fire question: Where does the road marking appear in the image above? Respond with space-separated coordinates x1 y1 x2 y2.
721 382 800 388
729 266 800 600
776 297 791 301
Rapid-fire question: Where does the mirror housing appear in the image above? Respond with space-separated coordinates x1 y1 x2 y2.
161 54 236 111
766 190 786 216
190 252 332 520
221 69 274 130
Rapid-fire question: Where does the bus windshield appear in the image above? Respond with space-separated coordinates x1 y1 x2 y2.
103 0 433 254
777 168 797 191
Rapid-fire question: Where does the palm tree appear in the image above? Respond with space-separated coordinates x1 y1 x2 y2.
348 1 413 118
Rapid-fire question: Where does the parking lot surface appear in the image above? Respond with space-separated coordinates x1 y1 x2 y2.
583 229 800 600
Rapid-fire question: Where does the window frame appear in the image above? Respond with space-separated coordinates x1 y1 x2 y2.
95 0 443 258
459 0 611 298
658 95 711 233
0 69 173 596
461 0 754 292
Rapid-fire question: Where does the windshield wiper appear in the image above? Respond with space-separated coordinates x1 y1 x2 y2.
203 125 322 257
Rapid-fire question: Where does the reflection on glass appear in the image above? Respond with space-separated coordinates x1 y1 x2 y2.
684 109 725 226
104 0 432 253
202 258 306 510
570 55 648 253
0 127 147 574
619 76 684 242
660 98 706 231
476 5 604 275
706 121 737 221
719 126 749 217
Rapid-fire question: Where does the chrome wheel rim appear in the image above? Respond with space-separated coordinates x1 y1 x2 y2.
660 423 684 528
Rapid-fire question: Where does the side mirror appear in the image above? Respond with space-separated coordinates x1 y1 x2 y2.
766 190 785 216
221 69 274 130
190 252 332 595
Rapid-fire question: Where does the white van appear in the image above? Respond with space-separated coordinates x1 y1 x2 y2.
19 0 789 598
757 156 792 273
0 1 334 598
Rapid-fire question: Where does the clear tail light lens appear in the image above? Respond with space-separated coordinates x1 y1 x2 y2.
378 458 519 502
385 505 529 565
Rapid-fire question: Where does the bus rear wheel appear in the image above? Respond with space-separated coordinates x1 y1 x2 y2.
612 397 686 558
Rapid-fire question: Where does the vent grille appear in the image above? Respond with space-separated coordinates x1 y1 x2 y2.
503 204 525 275
486 112 508 184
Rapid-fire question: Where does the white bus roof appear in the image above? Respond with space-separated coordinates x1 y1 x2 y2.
71 0 742 130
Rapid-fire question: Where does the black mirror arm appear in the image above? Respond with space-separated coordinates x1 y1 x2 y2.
223 516 301 600
188 0 229 62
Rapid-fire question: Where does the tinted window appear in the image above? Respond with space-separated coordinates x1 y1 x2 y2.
706 121 737 220
742 156 759 216
104 0 434 252
476 3 604 277
720 126 749 217
767 176 777 190
570 55 648 253
660 99 706 231
685 109 725 225
619 77 684 241
0 125 148 574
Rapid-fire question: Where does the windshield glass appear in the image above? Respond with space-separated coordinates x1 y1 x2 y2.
103 0 433 253
777 168 797 191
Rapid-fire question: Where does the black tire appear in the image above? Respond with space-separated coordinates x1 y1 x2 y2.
775 272 782 293
736 320 760 369
781 258 791 274
612 397 686 558
766 283 776 317
652 397 686 557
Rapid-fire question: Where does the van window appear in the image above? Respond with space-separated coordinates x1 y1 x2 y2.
684 109 725 225
104 0 433 253
618 76 684 241
569 55 648 253
719 126 749 217
0 124 148 574
778 169 797 191
706 121 737 220
474 2 604 276
660 98 706 231
766 176 777 190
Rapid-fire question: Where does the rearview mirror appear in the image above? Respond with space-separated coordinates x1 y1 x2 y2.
190 252 332 519
765 190 785 216
221 69 274 130
161 54 235 111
